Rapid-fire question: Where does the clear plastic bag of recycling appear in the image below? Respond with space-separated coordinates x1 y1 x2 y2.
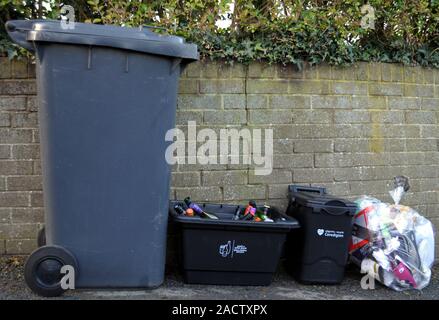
349 176 435 291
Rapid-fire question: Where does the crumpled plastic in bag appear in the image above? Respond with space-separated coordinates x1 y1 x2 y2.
349 176 435 291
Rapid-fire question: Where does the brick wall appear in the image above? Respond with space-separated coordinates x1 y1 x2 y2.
1 57 438 257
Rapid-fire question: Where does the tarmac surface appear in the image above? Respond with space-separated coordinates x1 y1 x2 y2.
1 256 438 300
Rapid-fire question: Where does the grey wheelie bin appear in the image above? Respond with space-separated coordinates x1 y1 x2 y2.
6 19 198 297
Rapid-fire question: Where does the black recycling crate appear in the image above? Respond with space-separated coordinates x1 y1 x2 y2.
169 201 299 286
285 185 357 284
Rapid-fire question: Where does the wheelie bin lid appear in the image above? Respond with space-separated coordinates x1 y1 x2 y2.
288 185 357 215
5 19 199 61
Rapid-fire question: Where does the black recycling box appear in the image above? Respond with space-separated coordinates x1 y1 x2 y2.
169 201 299 286
285 185 357 284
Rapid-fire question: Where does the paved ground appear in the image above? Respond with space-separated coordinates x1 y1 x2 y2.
1 255 438 300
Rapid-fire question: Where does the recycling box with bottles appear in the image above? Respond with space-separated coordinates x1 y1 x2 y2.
169 198 299 286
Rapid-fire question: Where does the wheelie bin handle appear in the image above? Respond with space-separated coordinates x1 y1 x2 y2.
5 20 36 52
288 185 326 195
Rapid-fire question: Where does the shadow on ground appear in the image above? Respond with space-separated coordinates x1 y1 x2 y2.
1 256 438 300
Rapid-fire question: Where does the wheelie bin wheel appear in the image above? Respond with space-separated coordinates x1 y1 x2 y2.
37 227 46 247
24 245 78 297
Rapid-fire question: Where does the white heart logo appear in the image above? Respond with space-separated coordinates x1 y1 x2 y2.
317 229 324 236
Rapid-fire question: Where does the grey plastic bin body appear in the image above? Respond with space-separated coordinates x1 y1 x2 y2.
6 20 198 288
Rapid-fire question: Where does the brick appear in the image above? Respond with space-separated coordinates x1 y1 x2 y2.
335 138 406 152
0 192 29 207
349 63 368 81
5 239 37 254
223 185 266 200
201 62 219 78
0 96 27 111
178 79 198 94
171 172 200 187
312 96 350 109
289 80 330 94
380 125 420 138
249 169 292 184
0 113 10 127
274 154 313 169
11 208 44 224
0 209 11 224
200 79 245 93
30 191 44 207
303 65 318 79
249 110 291 124
317 64 331 79
0 57 11 79
204 110 246 124
406 139 438 151
0 176 5 191
11 112 38 128
381 64 392 82
33 129 40 143
404 67 423 83
406 111 437 124
27 96 38 111
0 129 33 143
421 98 439 110
368 63 382 81
293 168 334 183
332 82 367 95
389 152 426 166
0 80 36 95
0 224 37 240
315 153 389 168
349 180 390 195
33 161 42 175
334 111 370 124
277 64 303 79
248 63 276 78
28 63 36 78
390 64 404 82
175 186 222 202
419 178 439 192
271 139 294 154
294 139 333 153
223 94 246 109
424 68 435 84
269 95 310 109
11 59 28 78
404 84 434 97
11 144 40 159
176 111 203 125
369 83 403 96
421 125 439 138
292 110 332 124
268 184 290 199
217 63 246 78
0 145 11 159
388 97 421 110
247 95 268 109
6 176 43 191
331 66 347 80
202 170 247 186
185 62 202 77
352 96 387 110
246 79 289 94
177 95 221 110
311 182 350 196
0 160 33 175
370 111 404 124
273 124 334 139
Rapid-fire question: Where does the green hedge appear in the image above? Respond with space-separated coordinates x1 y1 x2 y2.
1 0 439 68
